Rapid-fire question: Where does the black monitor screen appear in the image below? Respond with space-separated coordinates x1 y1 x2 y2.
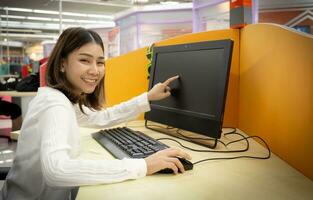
145 39 233 139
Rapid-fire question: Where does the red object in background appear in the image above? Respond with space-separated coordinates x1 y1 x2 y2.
39 57 49 87
21 65 29 78
40 62 47 87
230 0 252 8
39 57 49 65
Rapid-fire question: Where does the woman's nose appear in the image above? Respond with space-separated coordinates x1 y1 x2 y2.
88 62 99 75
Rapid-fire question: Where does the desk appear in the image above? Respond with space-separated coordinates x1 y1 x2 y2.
0 91 37 97
0 91 37 119
77 121 313 200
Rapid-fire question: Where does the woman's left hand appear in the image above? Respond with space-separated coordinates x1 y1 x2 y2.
147 75 179 101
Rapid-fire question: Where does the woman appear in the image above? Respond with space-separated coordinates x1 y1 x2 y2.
1 27 191 200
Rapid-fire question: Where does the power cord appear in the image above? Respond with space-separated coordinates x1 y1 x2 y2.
148 122 250 152
192 135 271 165
146 122 271 165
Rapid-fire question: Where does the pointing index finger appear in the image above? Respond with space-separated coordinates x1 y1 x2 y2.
163 75 179 86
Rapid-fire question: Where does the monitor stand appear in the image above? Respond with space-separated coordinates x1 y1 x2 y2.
144 120 218 149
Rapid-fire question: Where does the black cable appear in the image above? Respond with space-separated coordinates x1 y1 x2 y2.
145 121 237 148
158 128 250 153
145 121 271 163
157 133 271 165
145 120 218 149
223 127 237 135
192 135 271 165
223 131 250 152
157 135 249 153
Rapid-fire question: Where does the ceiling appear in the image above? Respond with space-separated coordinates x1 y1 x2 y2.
0 0 192 43
1 0 312 43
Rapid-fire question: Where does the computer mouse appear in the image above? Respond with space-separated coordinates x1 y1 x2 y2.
158 157 193 174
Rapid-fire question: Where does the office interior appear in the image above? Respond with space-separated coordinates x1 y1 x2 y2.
0 0 313 199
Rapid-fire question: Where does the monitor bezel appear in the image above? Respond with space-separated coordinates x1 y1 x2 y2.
145 39 234 139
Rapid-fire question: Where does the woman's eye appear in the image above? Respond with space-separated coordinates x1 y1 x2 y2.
80 59 89 63
97 62 104 66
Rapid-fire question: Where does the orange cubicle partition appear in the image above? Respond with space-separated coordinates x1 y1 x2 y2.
104 23 313 181
239 23 313 181
105 29 240 127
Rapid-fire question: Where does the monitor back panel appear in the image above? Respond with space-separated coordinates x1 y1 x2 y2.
145 40 233 139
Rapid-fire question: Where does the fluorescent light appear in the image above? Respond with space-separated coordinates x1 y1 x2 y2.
27 16 53 21
41 40 57 45
87 14 114 20
2 150 13 154
3 7 32 12
0 21 115 30
1 7 113 20
0 14 114 25
60 19 76 23
33 9 59 15
2 29 42 33
0 15 26 19
0 33 58 39
62 12 88 17
0 21 61 30
0 41 24 47
132 0 149 3
160 1 180 5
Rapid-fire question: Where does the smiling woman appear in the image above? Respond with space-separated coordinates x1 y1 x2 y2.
62 45 105 95
0 27 190 200
46 27 106 112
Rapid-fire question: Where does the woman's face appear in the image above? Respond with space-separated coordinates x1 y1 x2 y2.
62 42 105 94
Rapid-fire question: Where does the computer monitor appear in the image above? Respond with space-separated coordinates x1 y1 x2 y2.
144 39 233 147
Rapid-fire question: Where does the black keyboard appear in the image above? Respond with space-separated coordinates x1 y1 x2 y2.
92 127 169 159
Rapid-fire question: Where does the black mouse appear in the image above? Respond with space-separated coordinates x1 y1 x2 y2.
158 157 193 174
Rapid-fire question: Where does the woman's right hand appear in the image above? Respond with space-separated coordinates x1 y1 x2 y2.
144 148 191 175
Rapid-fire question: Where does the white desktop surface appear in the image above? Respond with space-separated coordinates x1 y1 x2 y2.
76 121 313 200
0 91 37 97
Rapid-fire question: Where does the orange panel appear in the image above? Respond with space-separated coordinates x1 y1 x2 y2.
239 23 313 180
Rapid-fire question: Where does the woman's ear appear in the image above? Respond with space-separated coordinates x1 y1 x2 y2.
61 59 66 72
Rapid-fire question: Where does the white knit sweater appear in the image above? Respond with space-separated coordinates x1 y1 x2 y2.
1 87 150 200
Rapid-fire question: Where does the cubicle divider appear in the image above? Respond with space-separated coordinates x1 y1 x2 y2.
104 23 313 181
239 23 313 181
105 24 313 180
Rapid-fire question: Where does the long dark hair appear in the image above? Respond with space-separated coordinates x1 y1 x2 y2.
46 27 105 112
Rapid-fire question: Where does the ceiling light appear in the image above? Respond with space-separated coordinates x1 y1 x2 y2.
3 7 32 12
132 0 149 3
33 9 59 15
0 33 58 39
1 7 113 20
0 15 26 19
27 16 53 21
160 1 180 5
0 20 115 30
1 29 42 33
0 41 24 47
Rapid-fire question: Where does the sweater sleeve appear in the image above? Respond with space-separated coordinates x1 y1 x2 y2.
76 92 150 128
39 105 147 187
